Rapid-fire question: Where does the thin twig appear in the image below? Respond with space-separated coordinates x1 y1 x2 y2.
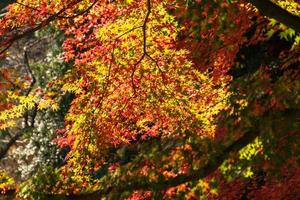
115 25 143 40
0 0 84 56
16 0 98 19
23 50 36 96
0 70 21 89
131 0 152 94
58 0 98 19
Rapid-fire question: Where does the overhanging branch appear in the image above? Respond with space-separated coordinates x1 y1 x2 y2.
92 108 299 196
100 130 259 195
247 0 300 33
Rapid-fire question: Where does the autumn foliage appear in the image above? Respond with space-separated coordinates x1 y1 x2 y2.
0 0 300 199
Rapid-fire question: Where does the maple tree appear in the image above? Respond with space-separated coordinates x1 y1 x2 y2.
0 0 300 199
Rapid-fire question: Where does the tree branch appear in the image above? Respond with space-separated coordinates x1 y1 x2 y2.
99 130 259 195
0 0 84 56
130 0 151 94
22 50 36 127
130 0 164 93
0 49 36 159
88 108 299 196
40 129 258 200
15 0 98 19
0 128 29 160
23 50 36 96
247 0 300 33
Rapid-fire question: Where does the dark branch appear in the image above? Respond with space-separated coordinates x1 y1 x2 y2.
130 0 163 93
39 129 258 199
247 0 300 33
23 50 36 96
84 108 299 197
0 0 84 56
130 0 151 94
0 129 27 160
0 70 20 89
22 50 36 127
99 130 259 195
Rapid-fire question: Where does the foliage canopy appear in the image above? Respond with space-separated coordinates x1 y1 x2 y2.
0 0 300 199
